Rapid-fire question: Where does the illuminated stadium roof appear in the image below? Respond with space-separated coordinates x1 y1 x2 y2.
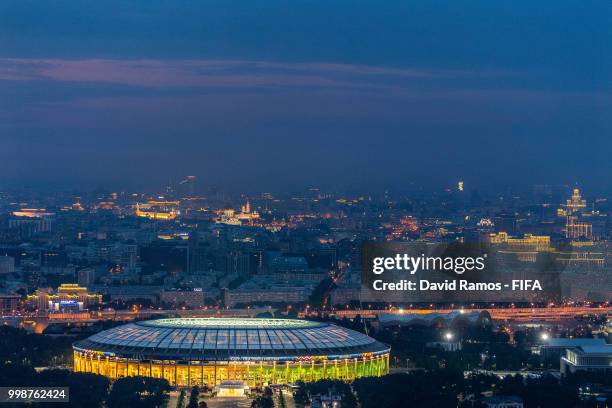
74 318 389 361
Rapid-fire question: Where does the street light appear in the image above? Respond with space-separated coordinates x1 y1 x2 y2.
444 332 454 341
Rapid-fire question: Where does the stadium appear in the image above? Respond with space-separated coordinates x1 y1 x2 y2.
73 318 390 386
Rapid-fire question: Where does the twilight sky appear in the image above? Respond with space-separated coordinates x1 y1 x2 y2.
1 0 610 192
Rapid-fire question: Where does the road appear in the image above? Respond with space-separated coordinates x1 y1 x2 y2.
167 391 254 408
200 397 253 408
277 390 297 408
166 390 180 408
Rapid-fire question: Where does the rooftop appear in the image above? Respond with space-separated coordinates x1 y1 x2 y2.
545 338 607 348
575 345 612 354
140 317 321 329
74 317 390 360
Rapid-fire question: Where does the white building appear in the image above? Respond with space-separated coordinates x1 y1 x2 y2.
561 344 612 375
481 396 524 408
540 337 607 362
214 380 249 397
311 392 342 408
426 341 462 352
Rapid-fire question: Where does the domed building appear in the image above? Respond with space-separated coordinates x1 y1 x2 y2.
73 318 390 386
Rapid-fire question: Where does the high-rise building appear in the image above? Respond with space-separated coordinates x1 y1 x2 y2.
9 208 55 237
0 294 21 314
77 267 96 287
563 188 587 214
0 256 15 274
178 175 197 197
559 188 593 240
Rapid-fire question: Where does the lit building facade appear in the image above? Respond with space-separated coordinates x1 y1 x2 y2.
214 201 260 226
73 318 390 387
561 344 612 375
559 188 593 240
27 283 101 312
486 232 551 262
9 208 55 235
135 201 180 220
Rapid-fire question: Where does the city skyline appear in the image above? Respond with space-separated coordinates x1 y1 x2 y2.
3 178 612 199
1 2 611 406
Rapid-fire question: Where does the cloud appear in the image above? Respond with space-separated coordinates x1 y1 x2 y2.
0 58 493 90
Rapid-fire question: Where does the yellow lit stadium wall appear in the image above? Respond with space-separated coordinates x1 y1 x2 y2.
73 351 390 386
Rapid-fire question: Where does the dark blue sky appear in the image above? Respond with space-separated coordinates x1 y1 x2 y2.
1 0 610 192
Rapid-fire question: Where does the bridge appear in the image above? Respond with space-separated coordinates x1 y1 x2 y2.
311 306 612 322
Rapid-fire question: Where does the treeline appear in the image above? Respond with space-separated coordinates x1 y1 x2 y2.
0 367 171 408
0 326 74 367
295 371 611 408
307 317 546 371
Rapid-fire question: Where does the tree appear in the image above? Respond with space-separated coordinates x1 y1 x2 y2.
0 326 74 367
0 366 110 407
187 386 200 408
293 380 309 404
278 390 287 408
251 387 274 408
353 372 464 408
36 370 110 408
308 278 336 308
177 389 186 408
107 376 171 408
0 363 36 387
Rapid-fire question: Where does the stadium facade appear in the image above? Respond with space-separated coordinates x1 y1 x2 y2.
73 318 390 386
